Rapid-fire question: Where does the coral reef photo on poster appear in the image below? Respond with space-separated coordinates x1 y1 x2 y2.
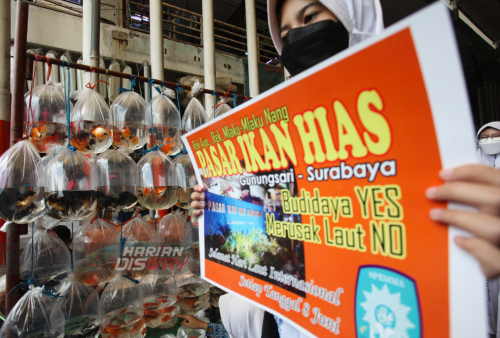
202 165 305 295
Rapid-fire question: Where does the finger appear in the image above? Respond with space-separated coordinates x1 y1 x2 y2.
426 182 500 215
191 192 205 202
193 209 203 217
440 165 500 186
194 185 206 193
455 236 500 279
430 208 500 245
191 201 205 210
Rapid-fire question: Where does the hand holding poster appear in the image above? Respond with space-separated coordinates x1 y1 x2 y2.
182 3 486 337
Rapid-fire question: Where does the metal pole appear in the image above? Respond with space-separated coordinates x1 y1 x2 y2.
0 0 10 269
143 60 151 104
90 0 100 86
202 0 216 112
150 0 164 83
245 0 260 97
82 0 92 85
26 54 250 100
115 0 123 27
7 0 28 315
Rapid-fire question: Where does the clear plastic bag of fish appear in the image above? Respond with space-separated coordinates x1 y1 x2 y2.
24 82 72 153
0 140 45 223
20 224 71 291
70 86 113 154
95 149 138 211
43 147 97 220
73 217 120 286
0 285 65 338
57 273 100 338
111 90 150 151
156 211 191 250
120 215 156 278
209 286 227 307
176 312 208 338
99 275 146 338
140 269 177 328
173 154 197 209
149 87 182 156
175 270 210 315
181 80 208 134
212 96 232 119
137 150 178 210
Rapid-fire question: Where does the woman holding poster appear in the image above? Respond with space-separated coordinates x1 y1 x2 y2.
189 0 500 336
475 122 500 338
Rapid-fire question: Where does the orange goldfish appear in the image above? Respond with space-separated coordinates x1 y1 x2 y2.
144 302 158 309
160 305 177 313
161 137 173 153
131 136 139 146
184 298 198 309
119 308 127 316
144 310 157 317
140 187 166 198
45 133 62 145
104 326 123 335
141 327 147 335
161 314 172 322
70 136 91 152
81 273 99 286
93 126 112 140
148 134 154 149
31 125 47 140
121 127 131 139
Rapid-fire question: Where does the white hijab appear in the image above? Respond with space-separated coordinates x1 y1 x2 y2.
267 0 384 54
219 294 264 338
476 122 500 168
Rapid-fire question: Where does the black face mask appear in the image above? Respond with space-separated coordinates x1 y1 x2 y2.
281 20 349 77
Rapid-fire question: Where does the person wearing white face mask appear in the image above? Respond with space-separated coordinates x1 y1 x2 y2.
476 122 500 338
477 122 500 168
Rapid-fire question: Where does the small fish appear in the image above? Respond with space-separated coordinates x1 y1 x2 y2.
161 137 173 153
93 126 112 140
148 134 154 149
144 302 159 309
156 187 166 198
142 327 147 335
144 310 157 317
161 314 172 322
46 194 66 211
157 299 169 303
121 127 131 139
140 187 166 198
131 136 139 146
15 191 37 210
104 326 123 335
130 315 142 323
31 125 48 140
113 130 122 144
82 273 99 286
184 298 198 309
119 308 128 316
45 133 62 145
160 305 177 313
70 135 91 151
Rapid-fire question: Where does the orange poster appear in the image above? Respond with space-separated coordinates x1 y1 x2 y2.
182 4 485 337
